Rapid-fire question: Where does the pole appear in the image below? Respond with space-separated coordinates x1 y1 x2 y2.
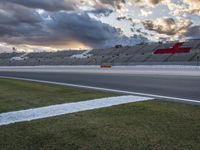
197 55 199 66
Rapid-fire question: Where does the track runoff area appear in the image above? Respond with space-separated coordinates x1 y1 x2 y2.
0 68 200 149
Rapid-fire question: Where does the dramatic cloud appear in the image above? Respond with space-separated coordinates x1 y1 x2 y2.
184 0 200 15
142 18 192 36
0 0 199 52
2 0 127 12
163 0 200 17
0 3 42 25
2 0 78 11
0 0 136 49
0 7 145 49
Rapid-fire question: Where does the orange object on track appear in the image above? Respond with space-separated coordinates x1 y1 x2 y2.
100 65 112 68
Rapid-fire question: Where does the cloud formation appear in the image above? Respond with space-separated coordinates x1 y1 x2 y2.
142 18 192 36
3 0 77 11
184 0 200 15
0 11 126 48
0 0 200 52
0 0 145 49
0 3 42 25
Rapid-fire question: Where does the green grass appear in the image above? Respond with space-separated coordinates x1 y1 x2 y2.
0 78 199 149
0 78 118 113
0 100 199 150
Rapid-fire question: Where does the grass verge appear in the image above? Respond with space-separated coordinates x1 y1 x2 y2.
0 78 118 113
0 100 199 150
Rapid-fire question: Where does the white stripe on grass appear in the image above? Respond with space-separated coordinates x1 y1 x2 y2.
0 95 153 126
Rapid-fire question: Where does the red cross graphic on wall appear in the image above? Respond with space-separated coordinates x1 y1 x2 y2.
154 42 191 54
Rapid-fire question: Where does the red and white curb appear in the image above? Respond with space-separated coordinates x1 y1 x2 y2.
0 95 153 126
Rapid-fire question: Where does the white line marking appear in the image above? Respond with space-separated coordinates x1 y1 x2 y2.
0 95 152 126
0 76 199 104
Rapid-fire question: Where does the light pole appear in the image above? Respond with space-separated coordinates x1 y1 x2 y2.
93 57 97 65
112 55 115 65
197 55 199 66
101 56 104 65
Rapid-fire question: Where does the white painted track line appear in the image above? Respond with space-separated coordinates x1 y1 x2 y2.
0 76 200 105
0 95 152 126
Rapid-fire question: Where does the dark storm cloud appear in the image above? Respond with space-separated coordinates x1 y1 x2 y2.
2 0 77 11
0 0 122 20
0 0 126 48
43 12 123 47
0 9 123 48
0 0 148 49
3 0 126 11
0 3 42 25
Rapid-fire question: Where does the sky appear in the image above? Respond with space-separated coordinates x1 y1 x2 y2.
0 0 200 52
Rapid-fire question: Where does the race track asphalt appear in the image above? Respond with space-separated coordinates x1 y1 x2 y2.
0 69 199 103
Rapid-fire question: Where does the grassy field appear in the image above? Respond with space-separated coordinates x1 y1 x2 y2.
0 78 118 113
0 78 199 150
0 100 199 150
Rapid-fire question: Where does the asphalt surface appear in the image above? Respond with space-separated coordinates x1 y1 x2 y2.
0 71 199 102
